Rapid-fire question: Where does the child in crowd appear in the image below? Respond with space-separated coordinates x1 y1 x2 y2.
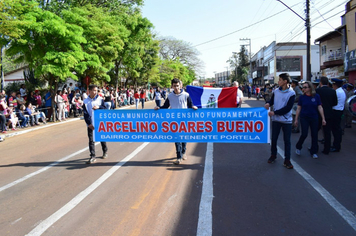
18 104 30 128
25 103 39 126
7 106 19 130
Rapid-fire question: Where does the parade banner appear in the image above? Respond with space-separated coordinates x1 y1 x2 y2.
94 107 270 143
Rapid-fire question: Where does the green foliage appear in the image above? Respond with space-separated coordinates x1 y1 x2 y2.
23 68 42 91
0 0 38 47
228 46 249 84
62 5 129 83
4 81 22 95
6 8 86 83
2 0 200 91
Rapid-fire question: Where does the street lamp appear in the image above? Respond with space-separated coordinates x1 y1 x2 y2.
277 0 311 81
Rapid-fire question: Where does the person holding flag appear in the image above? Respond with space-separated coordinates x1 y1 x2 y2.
154 78 198 165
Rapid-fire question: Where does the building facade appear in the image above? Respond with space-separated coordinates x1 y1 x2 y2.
251 41 320 85
344 0 356 84
215 70 231 87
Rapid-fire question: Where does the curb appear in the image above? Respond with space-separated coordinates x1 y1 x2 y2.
1 118 81 139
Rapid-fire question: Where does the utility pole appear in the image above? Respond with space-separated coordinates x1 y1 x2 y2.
277 0 311 81
306 0 311 81
240 38 251 83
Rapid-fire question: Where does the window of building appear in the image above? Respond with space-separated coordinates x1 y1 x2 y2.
276 57 301 72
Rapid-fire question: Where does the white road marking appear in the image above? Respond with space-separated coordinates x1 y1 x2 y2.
277 146 356 231
0 144 98 193
197 142 214 236
11 218 22 225
26 142 149 236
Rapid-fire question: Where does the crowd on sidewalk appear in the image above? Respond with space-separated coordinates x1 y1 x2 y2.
0 83 173 136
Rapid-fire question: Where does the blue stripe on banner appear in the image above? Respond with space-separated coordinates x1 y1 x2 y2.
94 108 270 143
186 86 204 108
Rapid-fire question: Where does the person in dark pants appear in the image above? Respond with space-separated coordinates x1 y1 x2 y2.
83 84 108 164
330 78 346 152
316 77 338 154
294 81 326 159
154 78 198 165
264 73 296 169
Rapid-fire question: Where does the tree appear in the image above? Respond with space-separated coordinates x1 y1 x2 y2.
158 36 203 77
62 5 129 85
0 0 38 47
6 7 87 120
111 13 156 89
227 46 249 84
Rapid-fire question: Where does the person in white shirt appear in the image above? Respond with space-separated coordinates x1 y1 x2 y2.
20 84 27 98
232 81 243 107
330 78 346 152
83 84 108 164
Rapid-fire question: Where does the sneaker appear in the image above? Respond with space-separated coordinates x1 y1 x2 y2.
295 149 301 156
173 159 182 165
267 155 277 163
103 152 108 159
312 154 318 159
182 154 187 160
86 156 96 164
283 160 294 169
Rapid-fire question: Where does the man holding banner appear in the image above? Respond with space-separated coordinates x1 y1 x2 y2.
83 84 108 164
264 73 295 169
154 78 198 165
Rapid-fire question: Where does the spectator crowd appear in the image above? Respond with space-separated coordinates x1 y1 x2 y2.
0 82 172 134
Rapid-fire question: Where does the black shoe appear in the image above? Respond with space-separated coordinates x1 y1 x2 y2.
268 155 277 163
345 125 352 128
283 160 294 169
86 156 96 164
330 148 340 152
321 150 329 155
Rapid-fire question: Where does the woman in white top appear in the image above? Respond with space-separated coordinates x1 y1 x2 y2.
55 90 66 121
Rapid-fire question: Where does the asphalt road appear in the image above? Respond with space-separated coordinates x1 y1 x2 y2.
0 98 355 236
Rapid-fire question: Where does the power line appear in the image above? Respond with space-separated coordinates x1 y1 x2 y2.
193 2 301 47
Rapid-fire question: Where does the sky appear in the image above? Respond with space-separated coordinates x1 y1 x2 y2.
141 0 347 79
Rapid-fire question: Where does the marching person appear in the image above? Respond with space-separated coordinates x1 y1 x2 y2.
154 78 198 165
316 76 338 154
294 81 326 159
83 84 108 164
330 78 346 152
264 73 296 169
344 83 354 128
